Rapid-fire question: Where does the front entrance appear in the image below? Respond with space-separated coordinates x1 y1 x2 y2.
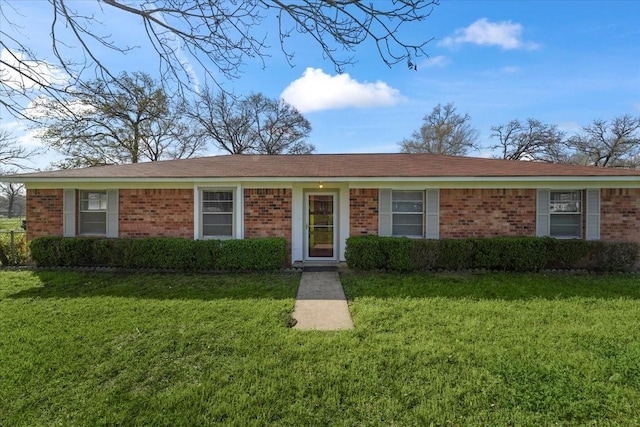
305 192 337 260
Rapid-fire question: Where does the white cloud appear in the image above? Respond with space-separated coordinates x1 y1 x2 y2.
558 121 582 133
24 95 94 121
439 18 539 50
421 55 450 68
0 48 67 91
280 68 403 113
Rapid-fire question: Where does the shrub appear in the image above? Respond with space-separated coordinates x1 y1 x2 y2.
192 239 222 271
345 236 414 271
122 238 196 270
346 235 639 273
378 237 414 271
345 236 386 270
217 238 286 270
28 236 287 271
59 237 97 266
411 239 439 271
29 237 62 267
589 241 639 273
472 237 548 272
437 239 475 271
92 238 129 267
0 231 30 266
545 238 593 269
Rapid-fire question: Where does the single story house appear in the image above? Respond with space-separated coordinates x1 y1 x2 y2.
6 153 640 265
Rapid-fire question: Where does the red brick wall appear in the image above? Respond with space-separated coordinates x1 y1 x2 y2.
601 188 640 242
119 189 194 238
440 189 536 238
243 189 292 263
25 186 640 252
350 189 378 235
26 189 63 239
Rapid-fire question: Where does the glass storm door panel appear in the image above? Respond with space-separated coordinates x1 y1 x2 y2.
307 194 335 258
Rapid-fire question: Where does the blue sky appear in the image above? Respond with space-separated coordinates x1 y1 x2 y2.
1 0 639 168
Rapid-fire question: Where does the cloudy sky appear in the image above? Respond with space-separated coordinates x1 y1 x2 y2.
1 0 639 168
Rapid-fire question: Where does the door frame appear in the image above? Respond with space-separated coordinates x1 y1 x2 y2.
304 191 339 261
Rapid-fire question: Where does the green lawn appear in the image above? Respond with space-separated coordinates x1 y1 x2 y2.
0 217 25 231
1 270 639 426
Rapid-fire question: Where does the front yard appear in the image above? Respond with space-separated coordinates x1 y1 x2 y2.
1 270 639 426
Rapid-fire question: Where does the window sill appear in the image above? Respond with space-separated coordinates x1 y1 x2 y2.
200 236 234 241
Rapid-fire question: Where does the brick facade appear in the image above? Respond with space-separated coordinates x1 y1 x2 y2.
349 189 378 235
601 188 640 242
119 189 194 238
22 186 640 263
439 189 537 238
26 189 64 240
243 188 292 263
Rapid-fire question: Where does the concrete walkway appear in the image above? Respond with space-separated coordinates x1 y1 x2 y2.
292 270 354 331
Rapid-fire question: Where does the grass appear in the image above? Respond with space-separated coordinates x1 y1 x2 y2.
1 270 640 425
0 217 25 231
0 219 28 265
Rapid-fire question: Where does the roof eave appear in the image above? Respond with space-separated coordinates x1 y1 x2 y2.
8 175 640 184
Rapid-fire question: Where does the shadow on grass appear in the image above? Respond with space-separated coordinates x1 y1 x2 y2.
340 272 640 301
6 270 299 301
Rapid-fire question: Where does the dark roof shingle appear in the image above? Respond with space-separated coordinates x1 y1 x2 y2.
7 153 640 180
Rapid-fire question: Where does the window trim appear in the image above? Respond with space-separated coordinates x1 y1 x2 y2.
391 190 425 238
198 187 237 240
63 189 118 238
549 190 583 239
78 190 108 236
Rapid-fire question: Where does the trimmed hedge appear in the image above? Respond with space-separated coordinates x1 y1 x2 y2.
29 237 287 271
346 236 640 273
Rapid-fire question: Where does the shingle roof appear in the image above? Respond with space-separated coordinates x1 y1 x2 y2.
6 153 640 180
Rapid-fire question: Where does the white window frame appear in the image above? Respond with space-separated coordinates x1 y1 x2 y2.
199 188 236 240
391 190 424 238
549 190 583 239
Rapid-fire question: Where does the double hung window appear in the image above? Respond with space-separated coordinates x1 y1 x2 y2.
549 191 582 238
202 190 234 238
79 191 108 235
391 191 424 237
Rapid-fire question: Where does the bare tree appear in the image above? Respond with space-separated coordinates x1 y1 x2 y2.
1 0 439 119
0 131 35 170
188 90 256 154
189 90 313 155
0 132 32 219
490 118 566 162
0 173 24 218
32 71 207 168
246 93 314 155
399 103 479 156
566 115 640 167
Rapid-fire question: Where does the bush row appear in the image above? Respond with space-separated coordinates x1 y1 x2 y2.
345 236 639 273
29 237 287 271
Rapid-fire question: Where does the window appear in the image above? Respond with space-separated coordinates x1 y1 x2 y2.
79 190 107 235
202 190 234 238
392 190 424 237
549 191 582 238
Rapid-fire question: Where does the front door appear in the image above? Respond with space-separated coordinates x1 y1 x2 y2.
305 192 337 260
